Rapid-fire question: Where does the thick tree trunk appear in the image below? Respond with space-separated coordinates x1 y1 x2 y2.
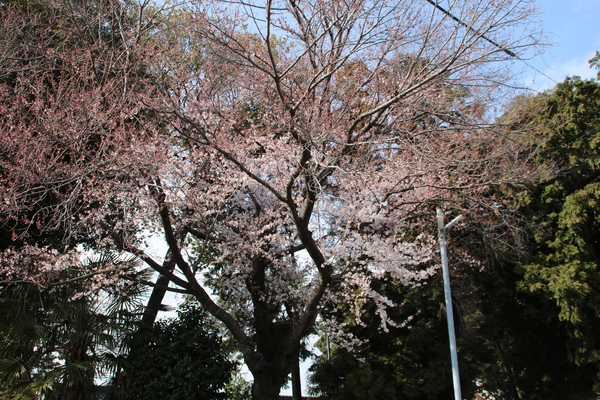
291 354 302 400
247 347 296 400
140 271 172 329
251 370 286 400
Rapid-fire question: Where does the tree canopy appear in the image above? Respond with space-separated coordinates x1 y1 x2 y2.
515 76 600 373
1 0 544 398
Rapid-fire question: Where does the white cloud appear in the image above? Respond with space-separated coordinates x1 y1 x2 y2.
524 51 597 91
550 52 597 78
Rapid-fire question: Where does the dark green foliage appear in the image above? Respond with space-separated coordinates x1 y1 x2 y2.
309 273 478 400
124 302 235 400
0 254 148 400
450 252 596 399
514 77 600 370
309 238 598 400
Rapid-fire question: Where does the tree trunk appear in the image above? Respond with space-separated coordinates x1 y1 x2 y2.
291 354 302 400
139 266 173 330
251 370 285 400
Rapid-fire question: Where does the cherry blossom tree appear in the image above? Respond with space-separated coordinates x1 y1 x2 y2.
1 0 543 398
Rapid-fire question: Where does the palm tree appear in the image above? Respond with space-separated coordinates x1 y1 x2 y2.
0 252 151 400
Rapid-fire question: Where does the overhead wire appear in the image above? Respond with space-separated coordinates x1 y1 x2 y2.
423 0 559 86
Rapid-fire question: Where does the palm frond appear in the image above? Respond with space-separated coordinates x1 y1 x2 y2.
0 358 28 384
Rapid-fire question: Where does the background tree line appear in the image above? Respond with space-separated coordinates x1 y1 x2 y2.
309 61 600 400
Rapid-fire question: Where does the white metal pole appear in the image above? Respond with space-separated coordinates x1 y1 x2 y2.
437 208 463 400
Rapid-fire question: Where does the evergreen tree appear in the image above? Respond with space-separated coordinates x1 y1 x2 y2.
309 270 478 400
123 301 235 400
514 75 600 384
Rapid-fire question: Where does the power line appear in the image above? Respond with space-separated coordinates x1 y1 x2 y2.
423 0 516 57
424 0 559 86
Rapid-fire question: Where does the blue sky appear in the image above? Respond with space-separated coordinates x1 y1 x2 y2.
522 0 600 90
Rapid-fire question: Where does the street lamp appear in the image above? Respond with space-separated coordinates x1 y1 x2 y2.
437 208 463 400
